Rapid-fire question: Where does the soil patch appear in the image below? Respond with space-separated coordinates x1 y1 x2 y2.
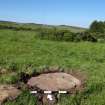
0 85 21 105
26 69 86 105
0 67 86 105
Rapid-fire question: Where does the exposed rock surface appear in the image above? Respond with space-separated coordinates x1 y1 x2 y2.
27 72 82 91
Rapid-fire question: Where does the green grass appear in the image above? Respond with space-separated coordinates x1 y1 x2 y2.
0 20 86 33
0 29 105 105
57 25 86 32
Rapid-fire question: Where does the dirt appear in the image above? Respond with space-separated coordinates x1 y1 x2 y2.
42 94 57 105
27 72 82 91
0 85 21 105
0 67 86 105
0 68 8 75
27 70 86 105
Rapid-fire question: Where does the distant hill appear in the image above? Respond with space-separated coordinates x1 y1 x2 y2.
0 20 87 33
57 25 86 33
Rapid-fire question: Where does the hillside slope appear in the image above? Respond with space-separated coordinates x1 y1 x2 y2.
0 20 86 33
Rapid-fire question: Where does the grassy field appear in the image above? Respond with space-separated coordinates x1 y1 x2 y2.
0 21 86 33
0 29 105 105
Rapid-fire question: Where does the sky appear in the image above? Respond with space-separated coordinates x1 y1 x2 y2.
0 0 105 28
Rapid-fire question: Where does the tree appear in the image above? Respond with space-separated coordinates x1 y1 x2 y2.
90 20 105 33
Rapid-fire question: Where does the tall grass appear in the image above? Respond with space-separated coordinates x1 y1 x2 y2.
0 29 105 105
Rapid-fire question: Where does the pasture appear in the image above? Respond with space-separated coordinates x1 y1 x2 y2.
0 29 105 105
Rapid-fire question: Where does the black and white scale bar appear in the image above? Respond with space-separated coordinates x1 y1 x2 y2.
44 91 52 94
58 91 67 94
30 91 37 94
30 91 67 94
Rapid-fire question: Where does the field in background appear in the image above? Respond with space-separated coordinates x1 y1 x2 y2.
0 21 86 33
0 29 105 105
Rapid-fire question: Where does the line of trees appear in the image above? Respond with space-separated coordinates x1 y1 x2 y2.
0 20 105 42
38 20 105 42
38 27 97 42
0 24 40 31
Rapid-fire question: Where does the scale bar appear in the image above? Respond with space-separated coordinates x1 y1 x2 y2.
58 91 67 94
30 90 67 94
30 91 37 94
44 91 52 94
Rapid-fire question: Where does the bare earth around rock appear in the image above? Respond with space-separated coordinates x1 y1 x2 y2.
0 85 21 105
